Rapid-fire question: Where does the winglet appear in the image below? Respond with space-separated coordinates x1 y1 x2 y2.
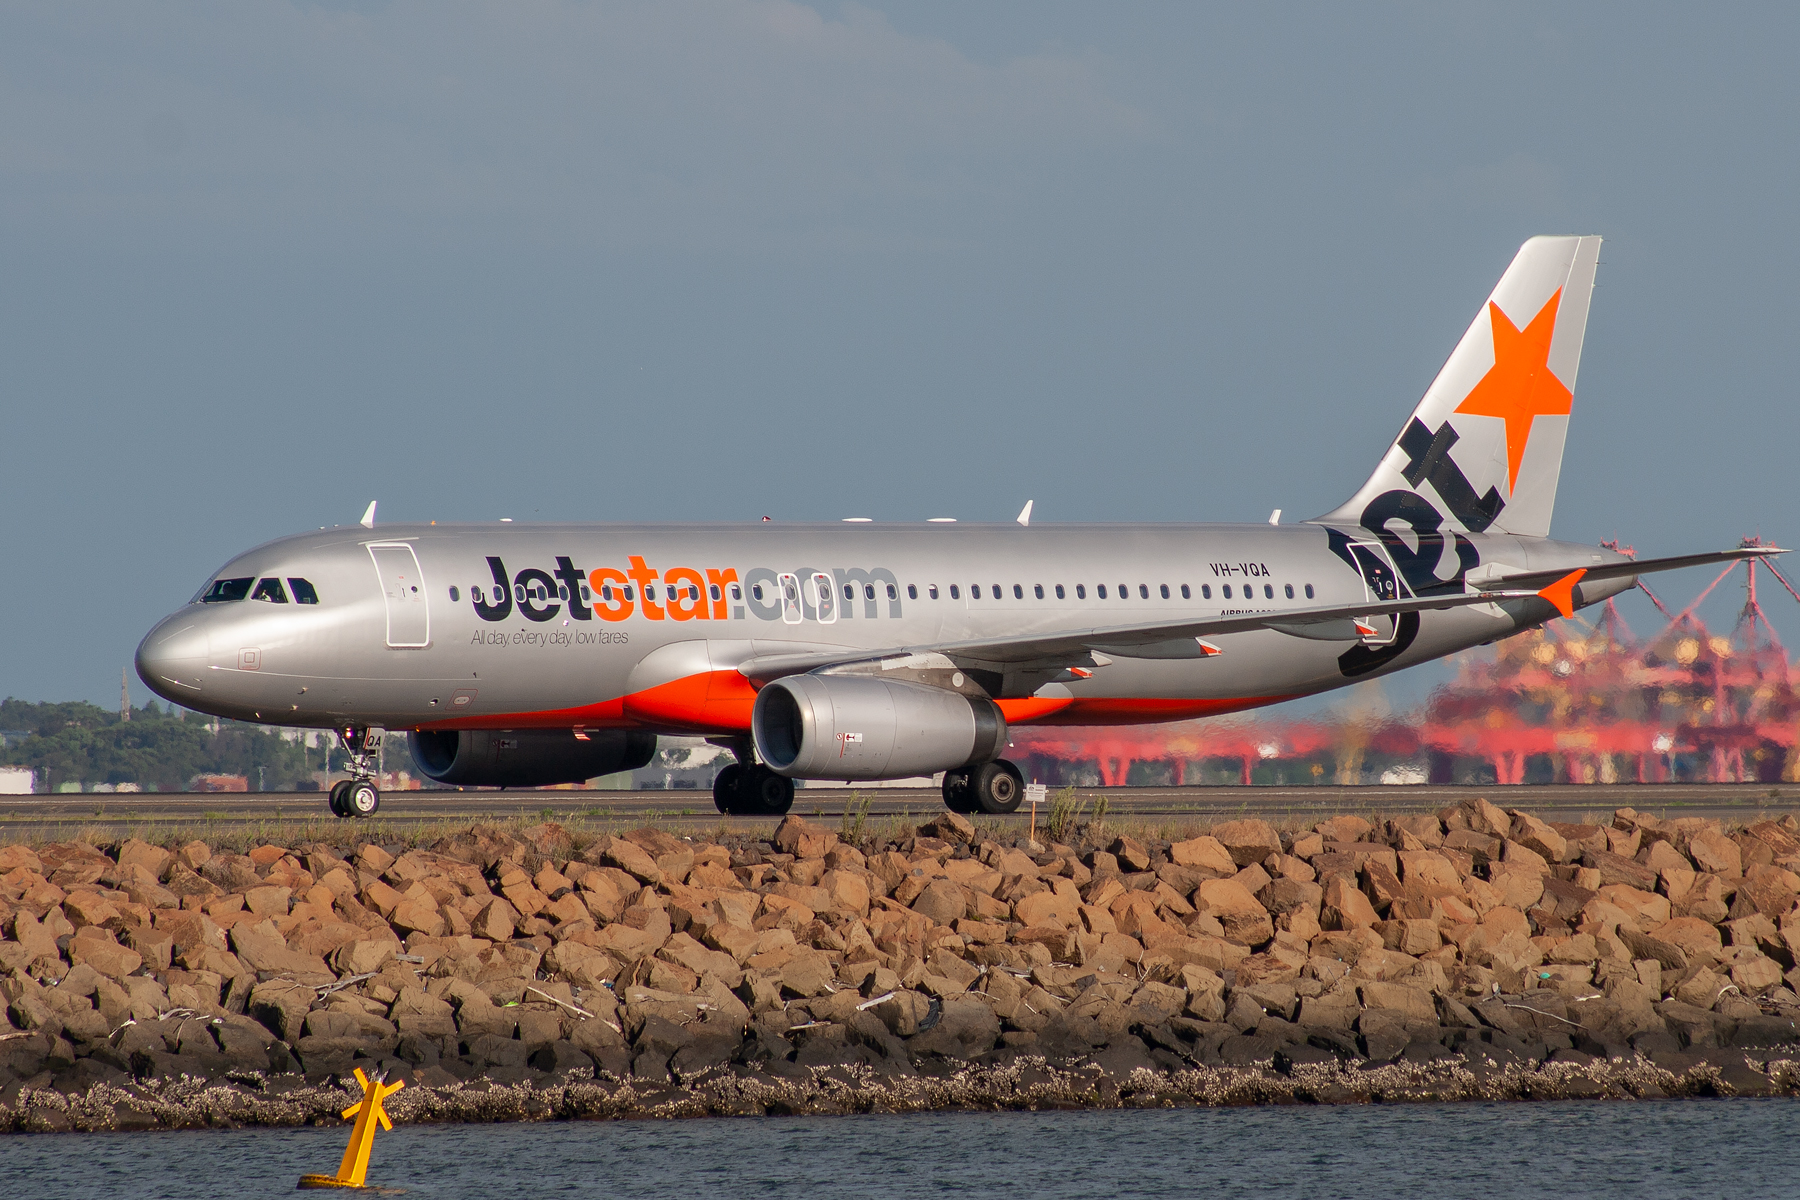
360 501 377 529
1196 639 1223 657
1537 568 1586 618
1016 500 1033 527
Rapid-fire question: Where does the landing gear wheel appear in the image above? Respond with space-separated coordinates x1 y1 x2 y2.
743 765 794 815
969 759 1024 815
344 779 381 817
328 780 350 818
941 768 976 813
713 764 744 814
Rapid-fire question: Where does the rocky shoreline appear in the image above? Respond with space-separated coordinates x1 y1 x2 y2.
4 802 1800 1132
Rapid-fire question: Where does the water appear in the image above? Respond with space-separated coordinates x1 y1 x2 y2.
7 1101 1797 1199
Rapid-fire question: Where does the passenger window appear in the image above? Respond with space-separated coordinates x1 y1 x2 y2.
1014 584 1024 599
928 584 938 599
1143 584 1153 599
1076 585 1086 599
1097 585 1106 599
623 586 635 602
752 584 764 601
472 586 484 604
1223 584 1232 599
202 577 254 603
1180 584 1190 599
449 586 461 603
709 584 721 601
1055 584 1065 599
288 578 319 605
515 584 527 603
1201 584 1211 599
950 585 960 599
731 584 742 600
1305 584 1315 599
866 585 877 601
558 585 569 601
993 584 1001 598
581 584 592 602
1034 585 1044 599
907 584 918 600
1119 584 1129 598
887 584 898 600
971 585 981 599
250 578 289 603
601 586 613 602
1284 584 1294 599
1264 584 1274 599
844 584 855 600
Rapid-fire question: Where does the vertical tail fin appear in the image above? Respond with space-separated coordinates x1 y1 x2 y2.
1313 235 1601 540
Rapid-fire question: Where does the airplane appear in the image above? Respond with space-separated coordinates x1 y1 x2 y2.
136 235 1779 819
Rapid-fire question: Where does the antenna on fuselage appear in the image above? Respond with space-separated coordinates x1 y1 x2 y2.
360 501 377 529
1016 500 1033 527
1268 509 1281 525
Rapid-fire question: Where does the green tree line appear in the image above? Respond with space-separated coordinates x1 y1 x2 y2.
0 699 340 792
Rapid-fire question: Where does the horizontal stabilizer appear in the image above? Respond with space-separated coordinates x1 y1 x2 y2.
1494 544 1784 591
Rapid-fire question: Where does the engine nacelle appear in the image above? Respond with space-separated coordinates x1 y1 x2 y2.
752 675 1006 780
407 729 657 788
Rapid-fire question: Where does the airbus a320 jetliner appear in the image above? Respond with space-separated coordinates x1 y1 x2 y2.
137 236 1778 818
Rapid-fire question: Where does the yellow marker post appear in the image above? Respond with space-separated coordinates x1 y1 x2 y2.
298 1067 405 1191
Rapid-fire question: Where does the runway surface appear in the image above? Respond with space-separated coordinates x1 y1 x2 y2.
1 781 1793 840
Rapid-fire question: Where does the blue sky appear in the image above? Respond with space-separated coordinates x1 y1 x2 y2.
3 2 1796 709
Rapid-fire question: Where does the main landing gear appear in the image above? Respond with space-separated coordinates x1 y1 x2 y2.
328 726 383 819
942 759 1024 815
712 762 795 817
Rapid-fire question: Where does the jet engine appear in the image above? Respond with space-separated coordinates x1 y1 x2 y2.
752 675 1007 780
407 729 657 788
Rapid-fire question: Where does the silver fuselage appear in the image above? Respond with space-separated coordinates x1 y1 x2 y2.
135 521 1630 738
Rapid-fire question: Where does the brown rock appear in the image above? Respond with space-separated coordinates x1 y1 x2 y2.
1360 861 1404 915
1209 819 1282 867
1375 918 1441 956
1321 876 1380 929
914 811 975 845
116 839 172 879
1109 836 1151 873
1671 966 1730 1008
1358 980 1437 1021
67 926 142 979
593 836 662 885
1315 815 1372 844
1462 797 1513 839
1195 878 1273 946
1648 916 1722 961
1167 836 1238 878
1617 926 1688 970
1508 812 1568 863
774 815 841 858
227 921 331 978
1688 828 1742 879
908 879 969 925
1582 849 1658 892
1731 954 1784 993
243 885 292 917
1640 839 1692 875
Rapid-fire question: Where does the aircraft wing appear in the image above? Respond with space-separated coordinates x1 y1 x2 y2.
738 582 1550 680
1488 544 1784 591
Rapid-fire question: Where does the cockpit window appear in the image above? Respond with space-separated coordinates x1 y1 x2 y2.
288 578 319 605
251 578 289 604
201 578 254 603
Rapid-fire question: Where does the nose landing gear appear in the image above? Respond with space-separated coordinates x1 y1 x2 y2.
328 726 383 818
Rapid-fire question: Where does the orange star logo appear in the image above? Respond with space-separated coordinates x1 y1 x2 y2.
1454 288 1571 494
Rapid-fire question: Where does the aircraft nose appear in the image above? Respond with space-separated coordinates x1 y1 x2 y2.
136 615 209 702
